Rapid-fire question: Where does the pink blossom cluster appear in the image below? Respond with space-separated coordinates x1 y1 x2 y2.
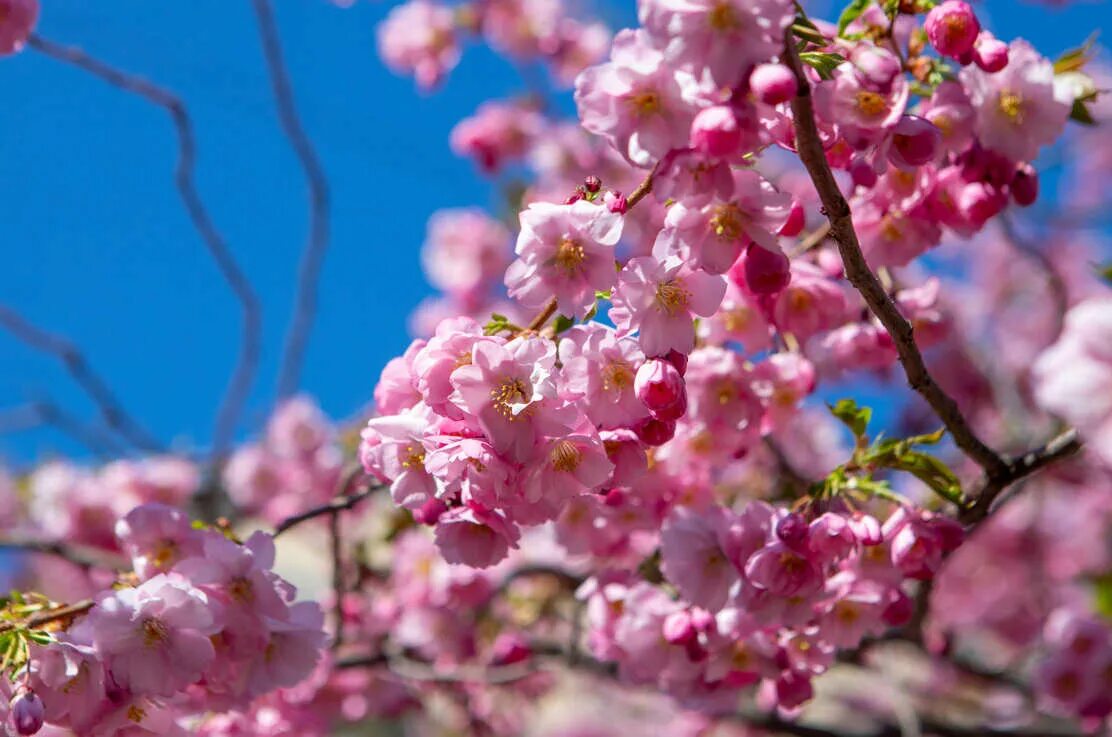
6 503 326 736
223 396 344 525
578 502 960 715
376 0 610 91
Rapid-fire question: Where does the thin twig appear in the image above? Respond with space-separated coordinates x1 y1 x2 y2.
781 33 1011 485
249 0 332 400
3 399 128 459
0 600 96 636
0 538 129 572
272 467 377 538
0 305 162 453
625 160 660 210
329 508 345 649
28 34 263 459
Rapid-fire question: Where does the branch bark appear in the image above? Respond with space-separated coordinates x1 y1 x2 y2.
780 33 1083 518
28 34 263 460
249 0 333 401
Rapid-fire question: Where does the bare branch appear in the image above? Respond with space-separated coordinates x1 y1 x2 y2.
0 399 128 459
28 34 263 459
272 467 379 538
249 0 332 400
0 537 128 572
329 508 345 649
0 305 162 453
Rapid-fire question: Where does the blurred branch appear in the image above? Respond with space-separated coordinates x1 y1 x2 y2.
0 305 162 453
272 466 379 537
329 508 345 649
28 33 263 459
0 399 127 459
998 214 1069 341
249 0 332 400
0 536 128 572
0 599 95 636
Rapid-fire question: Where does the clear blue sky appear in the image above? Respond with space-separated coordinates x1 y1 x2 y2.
0 0 1105 464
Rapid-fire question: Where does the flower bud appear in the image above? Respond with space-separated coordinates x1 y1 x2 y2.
852 46 901 92
882 590 914 627
959 181 1007 228
10 689 45 736
606 191 628 214
775 512 810 549
849 157 879 189
635 359 687 420
662 610 697 645
925 1 980 60
889 115 942 169
690 105 743 158
741 242 791 296
1011 163 1039 207
749 63 797 105
661 349 689 377
413 497 448 526
583 175 602 193
973 32 1009 73
775 670 814 710
632 416 677 446
779 199 806 237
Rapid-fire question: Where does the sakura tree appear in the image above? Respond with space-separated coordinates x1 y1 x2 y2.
1 0 1111 736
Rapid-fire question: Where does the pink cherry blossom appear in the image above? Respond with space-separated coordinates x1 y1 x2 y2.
376 0 459 90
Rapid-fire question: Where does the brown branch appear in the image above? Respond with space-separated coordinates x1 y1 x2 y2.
0 305 162 453
780 32 1087 525
0 537 128 572
524 298 559 333
272 468 379 537
1 399 129 460
329 508 345 649
625 160 660 210
0 600 95 636
28 34 263 459
961 428 1082 524
249 0 333 400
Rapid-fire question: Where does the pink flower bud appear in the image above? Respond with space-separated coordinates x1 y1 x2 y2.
690 105 743 158
882 590 914 627
775 670 814 710
583 175 602 193
849 157 879 189
632 416 677 446
749 63 798 105
775 512 810 549
925 1 980 59
889 115 942 169
662 610 697 645
1011 163 1039 207
662 349 689 376
741 242 791 295
0 0 38 57
635 359 687 420
779 199 806 237
973 32 1009 73
959 181 1007 228
606 191 628 214
10 689 45 736
851 46 901 92
848 513 883 546
413 497 448 526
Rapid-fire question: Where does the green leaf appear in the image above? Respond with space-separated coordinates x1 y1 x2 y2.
1100 263 1112 284
837 0 873 37
792 22 829 46
799 51 846 80
552 315 576 335
1071 97 1097 126
828 398 872 439
25 630 55 646
1054 34 1098 75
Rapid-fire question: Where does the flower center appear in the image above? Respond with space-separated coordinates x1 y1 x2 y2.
142 617 170 647
707 1 739 31
229 576 255 603
601 361 634 393
629 89 661 117
880 214 904 242
549 440 583 472
723 307 751 332
654 280 691 315
490 377 530 419
402 444 426 469
710 203 746 241
553 237 586 275
127 705 146 723
151 540 178 569
998 91 1025 123
855 90 887 118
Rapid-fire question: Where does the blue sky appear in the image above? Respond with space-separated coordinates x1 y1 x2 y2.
0 0 1106 464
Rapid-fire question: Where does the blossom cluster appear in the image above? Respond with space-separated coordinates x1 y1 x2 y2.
0 504 326 737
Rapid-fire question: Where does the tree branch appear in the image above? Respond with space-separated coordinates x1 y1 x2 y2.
0 398 128 460
781 33 1083 518
0 600 95 636
0 305 162 453
0 537 128 572
28 34 263 459
272 467 379 538
249 0 333 401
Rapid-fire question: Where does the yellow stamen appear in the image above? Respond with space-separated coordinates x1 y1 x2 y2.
553 237 586 275
655 281 691 315
550 439 583 472
855 90 887 118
